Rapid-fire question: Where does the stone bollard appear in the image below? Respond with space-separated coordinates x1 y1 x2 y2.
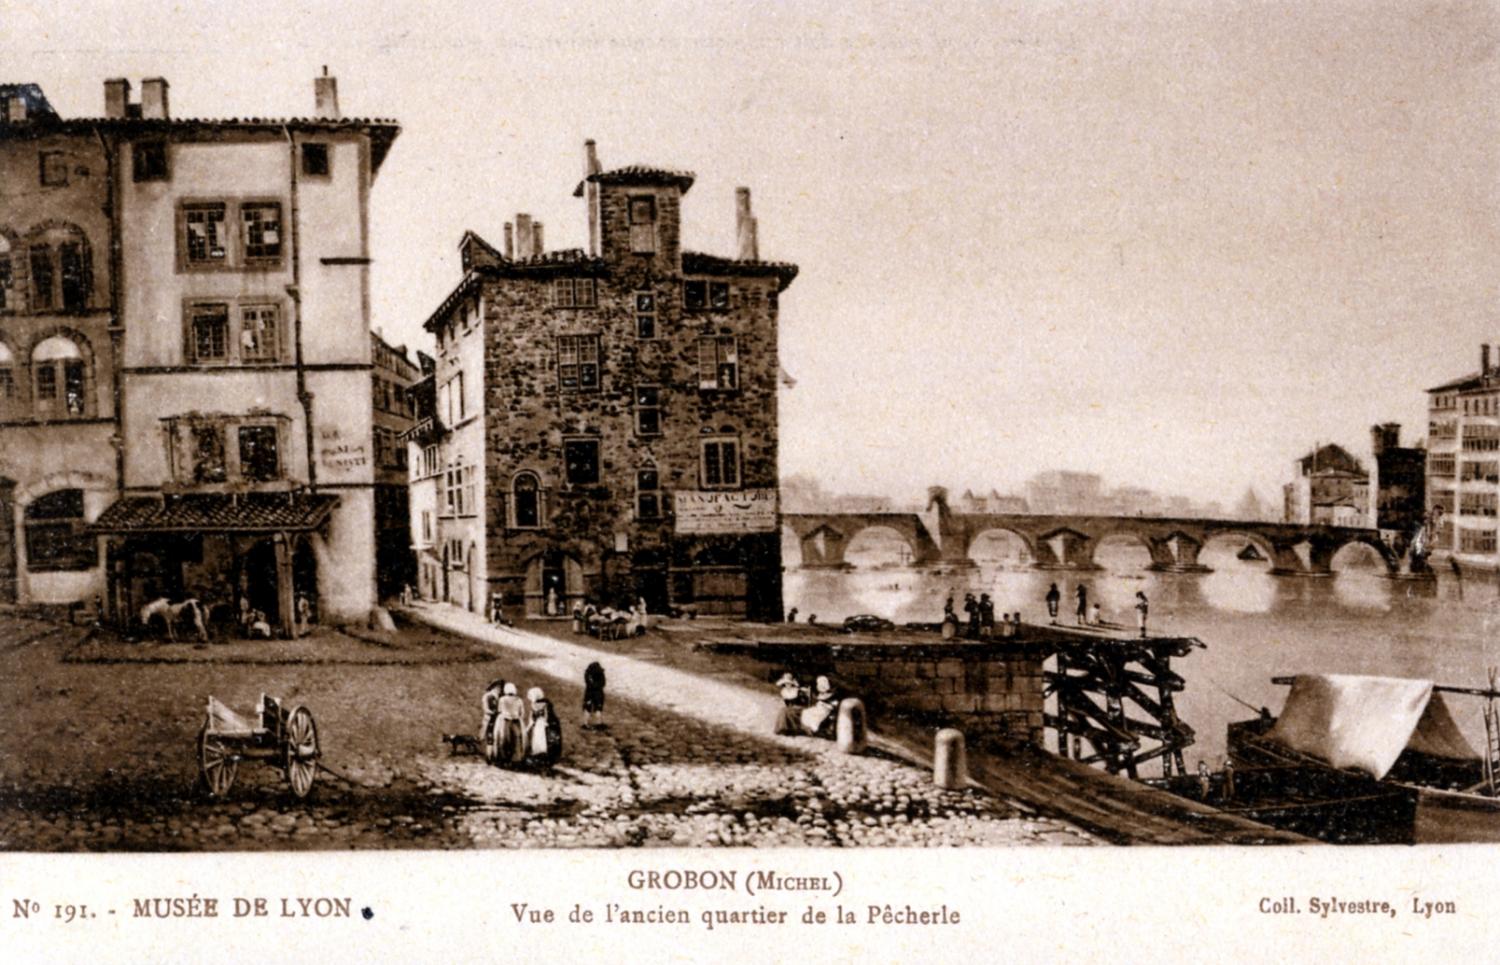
835 698 867 755
934 728 968 789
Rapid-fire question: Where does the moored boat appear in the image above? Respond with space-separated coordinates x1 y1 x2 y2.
1225 673 1500 844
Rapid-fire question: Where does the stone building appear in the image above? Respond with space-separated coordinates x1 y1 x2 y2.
419 141 796 619
1425 345 1499 565
404 351 440 601
0 84 119 610
371 331 420 599
5 72 406 637
1283 443 1369 527
1368 422 1425 541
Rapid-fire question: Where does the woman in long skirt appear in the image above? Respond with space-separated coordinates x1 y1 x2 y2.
526 687 563 766
494 682 529 765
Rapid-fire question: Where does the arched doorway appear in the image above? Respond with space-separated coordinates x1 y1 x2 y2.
525 550 583 616
633 548 669 613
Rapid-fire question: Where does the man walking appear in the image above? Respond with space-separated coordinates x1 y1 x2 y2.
1075 584 1088 626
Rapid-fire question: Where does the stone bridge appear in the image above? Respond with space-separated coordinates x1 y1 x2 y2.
782 507 1403 577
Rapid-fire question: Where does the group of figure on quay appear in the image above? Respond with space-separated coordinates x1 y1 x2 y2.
1045 582 1150 637
771 673 843 737
942 593 1023 640
479 678 565 767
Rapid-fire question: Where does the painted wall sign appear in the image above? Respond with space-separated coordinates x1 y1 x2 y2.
673 489 778 534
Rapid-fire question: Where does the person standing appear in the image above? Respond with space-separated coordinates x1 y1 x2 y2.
978 593 995 638
1135 591 1149 638
1045 583 1061 625
963 593 980 639
583 662 607 730
1075 584 1088 626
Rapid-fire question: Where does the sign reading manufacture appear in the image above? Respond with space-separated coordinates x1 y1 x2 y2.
674 489 778 534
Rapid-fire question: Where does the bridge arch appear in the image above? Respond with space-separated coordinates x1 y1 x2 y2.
1200 529 1279 565
962 525 1040 566
843 524 924 569
1315 532 1399 576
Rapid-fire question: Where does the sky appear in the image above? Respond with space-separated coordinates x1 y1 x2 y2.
7 0 1499 508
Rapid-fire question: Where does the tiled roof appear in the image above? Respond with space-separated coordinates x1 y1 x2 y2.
683 251 799 290
585 165 696 192
1427 372 1483 393
91 493 339 533
10 116 401 173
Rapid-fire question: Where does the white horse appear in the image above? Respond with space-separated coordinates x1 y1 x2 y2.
139 597 208 643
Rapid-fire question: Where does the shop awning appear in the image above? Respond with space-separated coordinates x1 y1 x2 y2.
91 493 339 534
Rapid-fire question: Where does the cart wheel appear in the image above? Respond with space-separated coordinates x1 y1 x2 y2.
198 721 238 798
284 705 319 799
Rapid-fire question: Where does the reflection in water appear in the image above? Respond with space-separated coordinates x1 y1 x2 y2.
784 543 1500 769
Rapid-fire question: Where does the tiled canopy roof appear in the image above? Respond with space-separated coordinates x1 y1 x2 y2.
91 493 339 533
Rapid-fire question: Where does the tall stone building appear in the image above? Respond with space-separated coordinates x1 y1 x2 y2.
371 331 420 599
420 141 796 619
1425 345 1499 565
1368 422 1425 540
0 84 118 609
0 73 401 635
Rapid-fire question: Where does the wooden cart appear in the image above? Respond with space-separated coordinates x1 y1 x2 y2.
197 693 321 799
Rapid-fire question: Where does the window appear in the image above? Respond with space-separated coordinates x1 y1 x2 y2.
39 150 67 187
421 510 433 542
629 195 657 253
1430 453 1456 478
512 472 542 529
441 372 465 424
31 334 87 418
25 489 94 572
1460 491 1498 517
697 335 739 390
557 335 601 391
183 203 228 265
240 202 283 262
0 235 13 311
635 291 657 339
422 445 438 478
553 277 598 308
635 385 661 436
238 425 280 482
238 303 281 363
700 436 740 489
189 302 230 362
301 143 330 177
132 142 168 182
443 463 475 517
192 425 227 484
1460 527 1498 554
684 280 729 312
563 439 600 486
637 468 662 520
59 242 87 311
28 246 54 311
0 343 14 412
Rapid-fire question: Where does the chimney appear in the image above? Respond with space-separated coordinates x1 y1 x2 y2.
503 222 514 260
515 214 533 259
584 139 602 256
141 78 169 119
314 66 340 119
1484 343 1492 376
532 221 544 257
735 186 759 260
104 78 131 119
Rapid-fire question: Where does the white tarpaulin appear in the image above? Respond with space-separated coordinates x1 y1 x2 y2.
1268 674 1479 780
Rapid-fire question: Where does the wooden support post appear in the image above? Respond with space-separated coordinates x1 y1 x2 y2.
274 532 295 639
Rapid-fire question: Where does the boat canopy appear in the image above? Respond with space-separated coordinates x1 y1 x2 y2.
1268 674 1479 780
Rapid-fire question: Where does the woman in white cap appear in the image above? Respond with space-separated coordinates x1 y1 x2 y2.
772 672 806 735
799 676 840 738
525 686 563 766
493 682 529 765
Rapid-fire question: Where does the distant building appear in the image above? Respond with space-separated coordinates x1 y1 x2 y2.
956 489 1028 514
1424 345 1498 564
1283 443 1369 527
1369 423 1425 539
404 352 439 600
417 141 796 619
1025 470 1104 515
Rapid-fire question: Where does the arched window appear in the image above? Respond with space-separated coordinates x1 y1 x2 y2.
32 334 89 419
0 234 16 312
25 224 91 313
25 489 95 572
512 471 542 529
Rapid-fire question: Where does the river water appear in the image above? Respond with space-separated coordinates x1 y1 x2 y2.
784 539 1500 770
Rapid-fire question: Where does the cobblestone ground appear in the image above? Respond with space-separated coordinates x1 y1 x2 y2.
0 609 1097 850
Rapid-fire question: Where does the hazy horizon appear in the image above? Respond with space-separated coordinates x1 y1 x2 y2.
8 0 1496 509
